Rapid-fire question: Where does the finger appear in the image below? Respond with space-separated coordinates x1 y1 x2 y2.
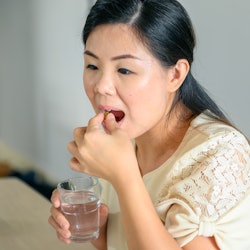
67 141 80 159
87 113 104 132
48 215 63 232
57 231 71 244
51 189 60 208
73 127 87 144
48 215 71 240
67 143 83 173
50 206 70 230
69 156 80 167
69 157 82 172
104 113 119 132
67 140 82 165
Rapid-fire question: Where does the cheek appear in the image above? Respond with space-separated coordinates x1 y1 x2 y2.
124 91 150 119
122 91 143 111
130 85 167 119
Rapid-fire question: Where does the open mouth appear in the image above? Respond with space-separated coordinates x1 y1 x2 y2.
104 110 125 122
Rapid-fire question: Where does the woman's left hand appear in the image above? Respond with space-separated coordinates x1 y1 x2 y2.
67 112 139 184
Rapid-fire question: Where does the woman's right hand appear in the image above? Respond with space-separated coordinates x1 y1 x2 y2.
48 189 109 248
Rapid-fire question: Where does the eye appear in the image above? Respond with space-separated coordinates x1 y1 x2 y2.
86 64 98 70
118 68 132 75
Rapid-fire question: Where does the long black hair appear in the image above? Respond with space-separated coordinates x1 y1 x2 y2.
83 0 232 126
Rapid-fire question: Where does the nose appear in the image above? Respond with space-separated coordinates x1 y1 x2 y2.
94 73 116 96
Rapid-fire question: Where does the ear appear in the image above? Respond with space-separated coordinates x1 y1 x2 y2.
166 59 190 93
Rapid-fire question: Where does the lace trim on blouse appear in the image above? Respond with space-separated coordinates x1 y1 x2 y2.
155 129 250 235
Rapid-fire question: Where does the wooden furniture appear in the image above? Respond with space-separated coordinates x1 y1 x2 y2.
0 177 95 250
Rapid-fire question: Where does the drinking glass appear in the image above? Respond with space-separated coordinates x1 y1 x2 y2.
57 175 101 243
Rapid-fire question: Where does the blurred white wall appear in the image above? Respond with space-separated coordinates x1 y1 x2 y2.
0 0 95 183
0 0 249 184
179 0 250 135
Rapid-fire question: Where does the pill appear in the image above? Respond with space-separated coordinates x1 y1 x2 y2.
104 110 111 119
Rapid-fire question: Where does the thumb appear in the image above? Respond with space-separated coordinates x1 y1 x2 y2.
104 113 119 132
87 112 104 132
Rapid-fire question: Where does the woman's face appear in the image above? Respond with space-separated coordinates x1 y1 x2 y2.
84 24 175 139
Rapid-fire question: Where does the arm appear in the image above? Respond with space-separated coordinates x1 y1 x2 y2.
68 113 220 250
113 171 181 250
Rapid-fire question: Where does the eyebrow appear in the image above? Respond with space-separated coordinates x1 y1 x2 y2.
84 50 141 61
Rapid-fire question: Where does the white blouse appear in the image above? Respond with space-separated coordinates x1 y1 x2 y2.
100 114 250 250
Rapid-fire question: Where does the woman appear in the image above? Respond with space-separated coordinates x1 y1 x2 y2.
48 0 250 249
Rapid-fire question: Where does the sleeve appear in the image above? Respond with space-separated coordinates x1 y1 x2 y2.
155 130 250 249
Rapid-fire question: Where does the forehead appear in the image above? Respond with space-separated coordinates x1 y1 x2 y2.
85 24 151 58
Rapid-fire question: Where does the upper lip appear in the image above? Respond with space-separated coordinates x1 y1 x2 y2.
99 105 118 112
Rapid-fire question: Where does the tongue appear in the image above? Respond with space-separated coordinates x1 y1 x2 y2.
110 110 125 122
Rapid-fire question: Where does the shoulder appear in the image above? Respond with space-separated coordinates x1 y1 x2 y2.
179 113 250 161
156 113 250 218
188 113 248 143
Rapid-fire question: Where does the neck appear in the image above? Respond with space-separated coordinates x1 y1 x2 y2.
135 109 192 176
